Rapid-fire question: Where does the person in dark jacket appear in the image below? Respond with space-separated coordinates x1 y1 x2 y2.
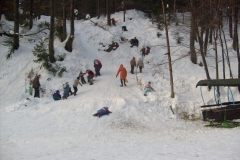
130 57 136 74
111 18 116 26
32 74 41 98
140 47 146 57
86 70 95 85
53 90 61 100
94 63 100 77
145 46 150 55
130 37 139 47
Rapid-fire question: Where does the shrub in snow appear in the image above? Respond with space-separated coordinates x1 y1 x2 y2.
3 37 14 59
32 41 67 77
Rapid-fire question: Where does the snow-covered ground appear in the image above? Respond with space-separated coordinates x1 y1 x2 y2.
0 10 239 160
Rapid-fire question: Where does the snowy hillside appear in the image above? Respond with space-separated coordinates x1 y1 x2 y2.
0 10 240 160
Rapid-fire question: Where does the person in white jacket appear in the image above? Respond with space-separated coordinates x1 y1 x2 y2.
143 81 155 96
137 58 144 73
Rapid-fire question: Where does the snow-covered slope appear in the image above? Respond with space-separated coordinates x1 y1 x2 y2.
0 10 239 160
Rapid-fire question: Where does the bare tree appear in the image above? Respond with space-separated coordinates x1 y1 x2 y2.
49 0 56 63
161 0 175 98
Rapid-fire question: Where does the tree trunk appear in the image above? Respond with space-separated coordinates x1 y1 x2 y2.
190 0 197 64
49 0 56 63
97 0 100 19
106 0 111 26
14 0 19 50
232 0 238 51
228 0 233 38
162 0 175 98
123 0 125 22
219 28 226 79
65 0 74 52
221 29 233 78
29 0 33 30
62 0 67 42
213 29 219 94
0 0 3 21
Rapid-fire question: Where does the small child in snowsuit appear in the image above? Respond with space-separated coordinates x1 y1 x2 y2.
79 71 86 84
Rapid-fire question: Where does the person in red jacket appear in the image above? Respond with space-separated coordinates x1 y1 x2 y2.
116 64 127 87
86 69 95 85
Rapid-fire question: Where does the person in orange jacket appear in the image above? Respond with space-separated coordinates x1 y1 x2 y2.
116 64 127 87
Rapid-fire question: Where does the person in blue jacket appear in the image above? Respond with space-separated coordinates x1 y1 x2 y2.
62 82 70 99
93 107 112 118
53 90 61 100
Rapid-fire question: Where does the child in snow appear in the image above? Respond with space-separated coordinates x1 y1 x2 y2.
143 81 155 96
53 90 61 100
93 107 112 118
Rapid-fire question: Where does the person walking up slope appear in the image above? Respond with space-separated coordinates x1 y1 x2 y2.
73 77 82 96
130 57 136 74
137 58 144 73
62 82 70 99
116 64 127 87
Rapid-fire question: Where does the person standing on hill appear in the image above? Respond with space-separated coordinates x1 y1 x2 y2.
140 47 146 58
62 82 70 99
130 57 136 74
73 77 82 96
86 70 95 85
94 63 100 77
145 46 150 55
32 74 41 98
137 58 144 73
79 71 86 84
116 64 127 87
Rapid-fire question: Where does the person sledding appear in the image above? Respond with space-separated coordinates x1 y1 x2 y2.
143 81 155 96
86 69 95 85
93 107 112 118
116 64 127 87
73 77 82 96
52 90 61 100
